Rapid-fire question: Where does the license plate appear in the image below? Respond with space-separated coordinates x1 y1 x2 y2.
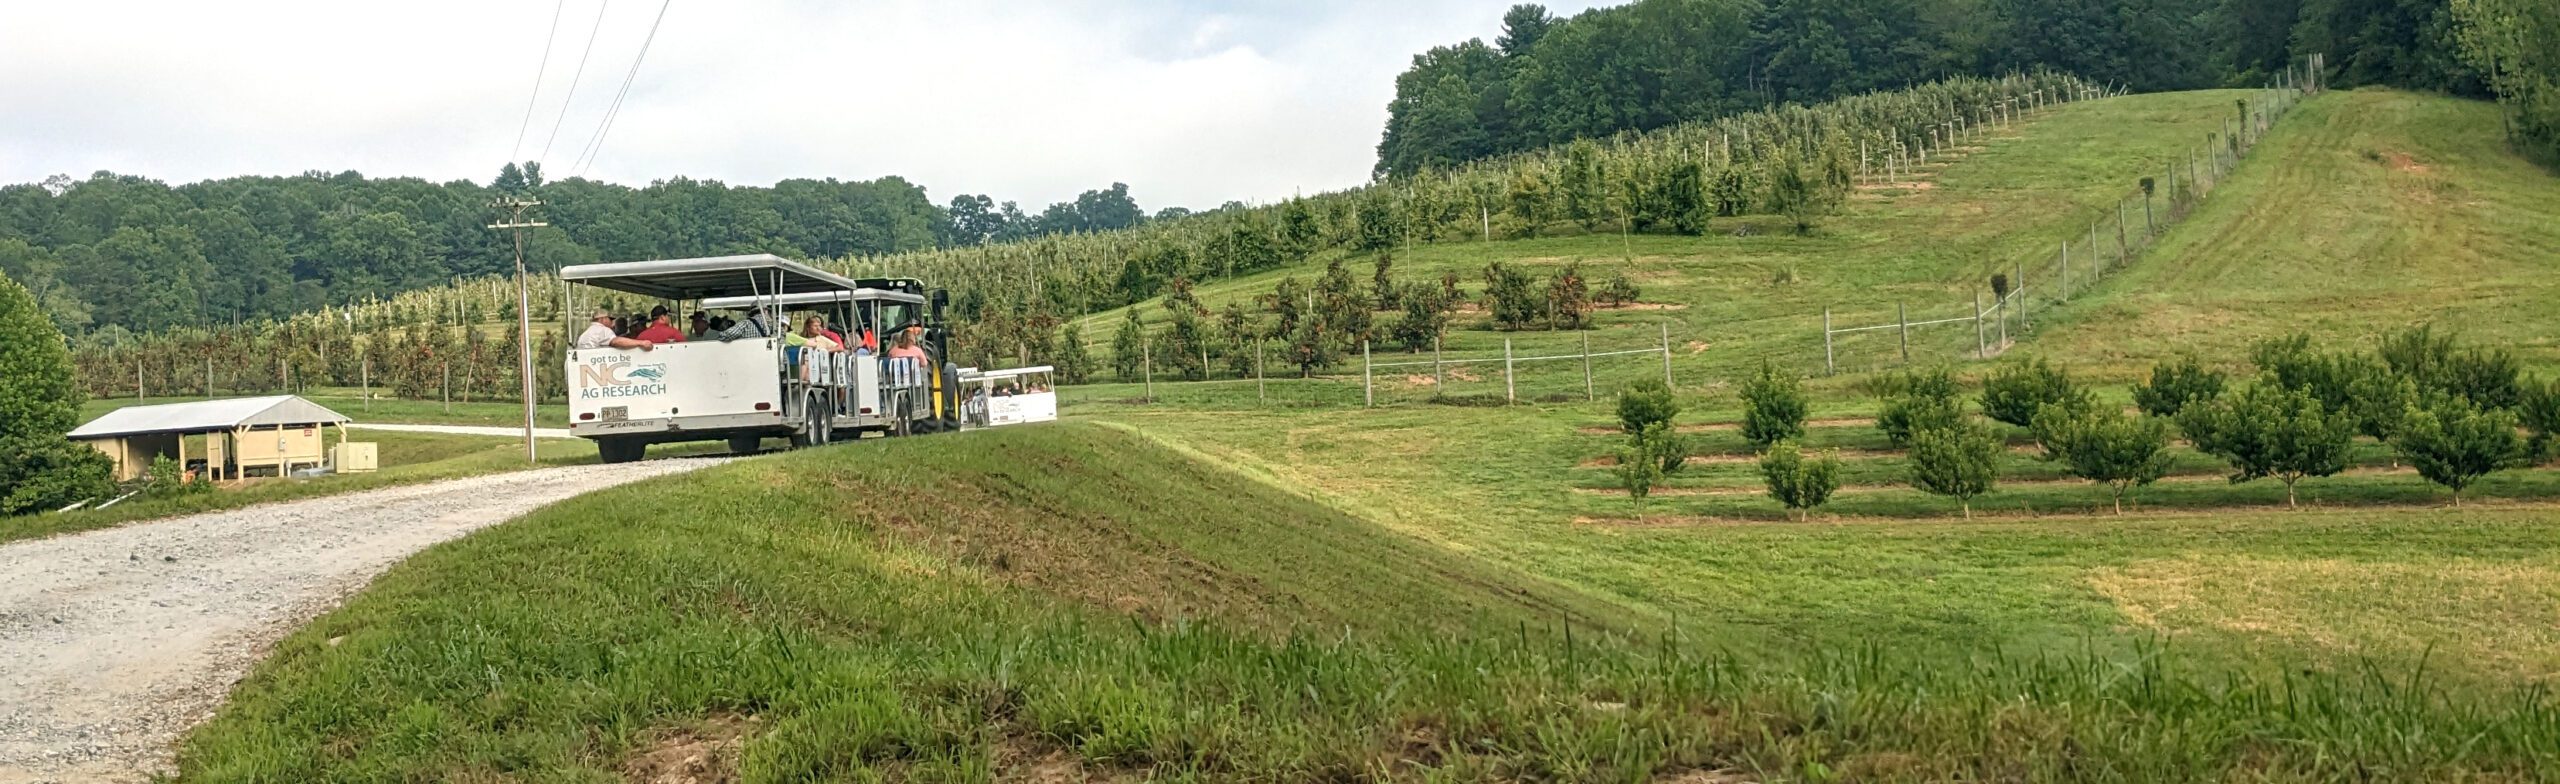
601 406 628 422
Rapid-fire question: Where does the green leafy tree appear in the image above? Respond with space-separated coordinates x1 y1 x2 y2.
1110 308 1146 382
2131 355 2226 417
2179 381 2356 508
1738 361 1807 446
1597 269 1641 307
2032 405 2172 514
1617 377 1680 435
1765 148 1841 234
1545 261 1591 329
0 273 112 515
1875 367 1963 448
1387 281 1451 353
1614 434 1666 518
2392 395 2528 505
1054 321 1093 385
1979 357 2094 427
2520 375 2560 459
1907 422 2001 518
1480 261 1543 330
1759 441 1841 521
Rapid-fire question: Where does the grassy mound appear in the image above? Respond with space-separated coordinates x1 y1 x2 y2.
179 423 2560 781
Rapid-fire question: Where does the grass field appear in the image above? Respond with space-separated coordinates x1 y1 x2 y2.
174 425 2560 781
166 89 2560 781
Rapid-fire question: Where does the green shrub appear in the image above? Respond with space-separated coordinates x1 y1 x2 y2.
2392 395 2528 506
2032 404 2171 514
1873 367 1962 449
1978 357 2093 427
2130 355 2225 417
1616 378 1680 435
0 273 111 515
2520 376 2560 459
1907 422 2000 518
2178 381 2355 508
1758 441 1840 521
1737 362 1807 447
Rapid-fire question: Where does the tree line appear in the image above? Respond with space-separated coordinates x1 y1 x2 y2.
0 163 1173 338
1378 0 2490 177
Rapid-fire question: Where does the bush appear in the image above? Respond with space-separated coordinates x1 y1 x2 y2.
1616 378 1680 435
1737 362 1807 447
1598 271 1641 307
1874 367 1962 449
2178 381 2355 508
2392 395 2528 506
144 455 213 498
1759 441 1840 521
0 437 114 515
2032 404 2171 514
2131 355 2225 417
1481 261 1542 330
1978 357 2093 427
1907 422 2000 518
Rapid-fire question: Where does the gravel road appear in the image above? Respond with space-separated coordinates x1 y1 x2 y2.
0 458 727 784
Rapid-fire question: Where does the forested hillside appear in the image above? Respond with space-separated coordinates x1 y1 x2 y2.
1377 0 2486 175
0 166 1165 337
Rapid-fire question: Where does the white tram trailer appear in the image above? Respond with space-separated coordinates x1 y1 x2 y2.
557 254 964 463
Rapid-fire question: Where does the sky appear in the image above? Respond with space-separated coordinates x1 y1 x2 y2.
0 0 1602 212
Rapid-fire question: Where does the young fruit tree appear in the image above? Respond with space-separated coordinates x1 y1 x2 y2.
2391 396 2527 506
2177 381 2355 508
1978 356 2093 427
1054 321 1094 384
1617 378 1680 435
1875 367 1963 448
2032 404 2172 514
2131 355 2225 417
1737 361 1807 447
2519 375 2560 460
1614 432 1667 520
1907 422 2001 518
1759 441 1841 521
1111 308 1146 382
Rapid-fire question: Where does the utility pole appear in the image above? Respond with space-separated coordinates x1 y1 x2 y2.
489 197 547 464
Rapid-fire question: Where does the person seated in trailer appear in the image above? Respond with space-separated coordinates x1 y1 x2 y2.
687 310 713 340
785 315 842 353
577 309 656 351
634 305 686 344
885 324 930 364
716 306 777 341
809 315 845 346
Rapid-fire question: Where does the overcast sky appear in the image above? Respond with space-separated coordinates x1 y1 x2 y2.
0 0 1602 211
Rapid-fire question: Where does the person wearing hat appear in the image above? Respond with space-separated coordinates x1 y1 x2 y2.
715 305 778 341
577 309 656 351
634 305 687 344
687 310 713 340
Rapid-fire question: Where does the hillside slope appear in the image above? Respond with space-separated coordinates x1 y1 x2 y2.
2031 89 2560 374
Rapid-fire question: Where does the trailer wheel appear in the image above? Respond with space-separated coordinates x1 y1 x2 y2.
726 435 762 454
790 392 833 448
596 438 646 464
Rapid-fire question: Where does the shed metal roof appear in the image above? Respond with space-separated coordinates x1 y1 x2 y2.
559 254 865 301
68 395 352 440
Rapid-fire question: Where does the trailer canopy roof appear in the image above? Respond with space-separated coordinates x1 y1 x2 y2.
69 395 351 440
697 288 926 310
560 254 865 301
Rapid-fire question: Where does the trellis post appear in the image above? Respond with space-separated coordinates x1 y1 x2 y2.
1897 302 1909 363
1973 292 1987 358
1822 307 1835 376
1432 334 1444 395
1255 338 1265 404
1581 332 1594 401
2016 258 2030 329
1362 340 1372 408
1659 322 1673 388
2060 241 2072 301
1141 338 1153 403
1503 339 1516 404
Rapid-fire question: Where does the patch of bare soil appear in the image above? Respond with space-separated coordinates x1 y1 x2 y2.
993 737 1145 784
1603 302 1690 311
1855 180 1938 191
622 715 755 784
1655 768 1757 784
2383 151 2431 173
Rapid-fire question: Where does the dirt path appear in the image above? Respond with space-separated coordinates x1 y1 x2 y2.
0 458 728 784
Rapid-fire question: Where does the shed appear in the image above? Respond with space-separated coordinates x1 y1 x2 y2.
69 395 353 481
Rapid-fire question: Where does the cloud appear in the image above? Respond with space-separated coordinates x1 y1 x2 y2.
0 0 1599 210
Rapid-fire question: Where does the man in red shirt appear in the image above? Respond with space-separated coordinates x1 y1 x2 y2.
634 306 686 344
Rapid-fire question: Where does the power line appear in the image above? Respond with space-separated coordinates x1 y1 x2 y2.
571 0 673 177
537 0 613 169
508 0 569 163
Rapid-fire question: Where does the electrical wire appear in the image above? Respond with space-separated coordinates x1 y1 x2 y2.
537 0 613 169
570 0 673 177
507 0 568 163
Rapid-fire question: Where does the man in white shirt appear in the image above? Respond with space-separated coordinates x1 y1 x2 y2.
576 310 655 351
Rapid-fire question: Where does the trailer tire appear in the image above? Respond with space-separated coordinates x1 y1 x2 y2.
727 435 762 455
596 438 646 464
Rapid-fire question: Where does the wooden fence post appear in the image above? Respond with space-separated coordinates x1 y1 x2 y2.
1581 332 1594 401
1897 302 1909 363
361 358 370 410
1503 339 1515 404
2016 258 2030 329
1974 292 1986 358
1362 340 1372 408
1659 322 1673 389
1255 338 1265 404
1141 338 1153 403
2060 242 2071 301
442 362 451 414
136 361 144 402
1432 334 1444 396
1822 307 1835 376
